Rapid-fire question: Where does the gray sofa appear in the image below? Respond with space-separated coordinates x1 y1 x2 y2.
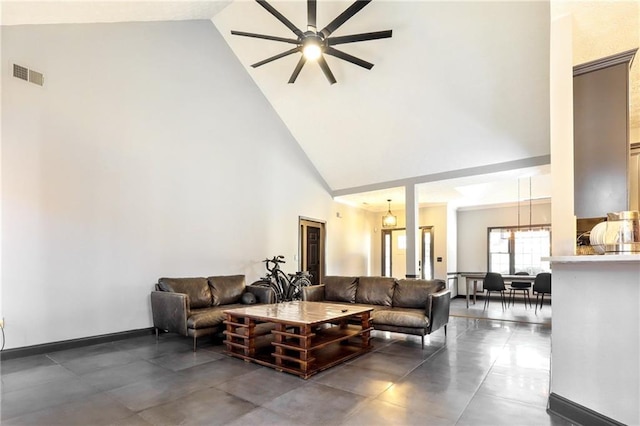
151 275 274 351
302 276 450 348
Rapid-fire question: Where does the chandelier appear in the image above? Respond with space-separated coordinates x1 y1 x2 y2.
382 199 397 228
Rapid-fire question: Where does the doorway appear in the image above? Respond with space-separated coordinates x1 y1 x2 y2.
299 218 325 285
382 227 434 279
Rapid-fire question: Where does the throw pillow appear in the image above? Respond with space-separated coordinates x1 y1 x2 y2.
241 292 257 305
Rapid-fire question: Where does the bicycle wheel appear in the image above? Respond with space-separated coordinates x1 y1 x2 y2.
270 272 286 302
270 281 284 302
251 278 271 287
289 275 311 301
293 275 312 288
274 269 292 301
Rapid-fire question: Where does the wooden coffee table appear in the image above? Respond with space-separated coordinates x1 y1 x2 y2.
223 301 373 379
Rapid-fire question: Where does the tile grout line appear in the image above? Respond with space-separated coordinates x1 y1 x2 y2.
452 319 518 425
336 320 471 426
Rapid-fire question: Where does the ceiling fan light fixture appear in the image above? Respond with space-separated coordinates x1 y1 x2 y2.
302 41 322 61
231 0 392 84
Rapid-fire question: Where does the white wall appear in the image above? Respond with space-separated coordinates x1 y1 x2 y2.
0 20 371 349
456 201 552 273
446 204 458 297
368 210 383 277
326 202 376 276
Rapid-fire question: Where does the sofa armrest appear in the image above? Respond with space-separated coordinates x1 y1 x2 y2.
246 285 275 304
151 291 189 336
426 289 450 334
302 285 325 301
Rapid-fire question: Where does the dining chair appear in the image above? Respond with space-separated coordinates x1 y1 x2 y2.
533 272 552 313
509 271 532 308
483 272 507 310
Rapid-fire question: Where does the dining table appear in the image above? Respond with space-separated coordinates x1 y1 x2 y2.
459 273 538 308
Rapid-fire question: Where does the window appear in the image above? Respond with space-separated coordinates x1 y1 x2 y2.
381 229 407 278
382 231 392 277
489 229 511 274
421 227 434 280
488 226 551 275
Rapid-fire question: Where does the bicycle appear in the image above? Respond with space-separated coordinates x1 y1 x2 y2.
254 255 312 302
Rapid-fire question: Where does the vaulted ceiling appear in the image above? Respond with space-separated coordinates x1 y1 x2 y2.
2 0 638 210
212 1 551 193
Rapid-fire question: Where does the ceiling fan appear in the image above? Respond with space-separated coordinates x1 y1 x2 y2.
231 0 392 84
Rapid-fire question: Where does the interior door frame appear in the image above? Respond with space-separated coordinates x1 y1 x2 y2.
298 217 326 285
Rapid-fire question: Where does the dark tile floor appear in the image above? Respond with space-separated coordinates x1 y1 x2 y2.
0 316 571 425
449 293 552 326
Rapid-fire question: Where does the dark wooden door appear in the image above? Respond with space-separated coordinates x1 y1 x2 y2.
306 226 321 285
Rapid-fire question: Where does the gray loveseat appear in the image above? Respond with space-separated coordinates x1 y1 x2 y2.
151 275 274 351
302 276 450 348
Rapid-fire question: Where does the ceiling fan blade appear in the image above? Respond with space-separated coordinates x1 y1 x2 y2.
308 0 317 30
251 47 300 68
288 56 307 83
320 0 372 38
328 30 392 46
231 30 299 45
317 55 337 85
324 46 374 70
256 0 304 38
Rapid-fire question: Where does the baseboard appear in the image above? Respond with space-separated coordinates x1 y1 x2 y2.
548 393 626 426
0 327 155 360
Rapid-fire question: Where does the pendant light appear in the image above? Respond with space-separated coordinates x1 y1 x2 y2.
382 199 397 228
516 177 533 229
517 178 521 230
528 176 532 231
514 177 534 245
509 178 521 242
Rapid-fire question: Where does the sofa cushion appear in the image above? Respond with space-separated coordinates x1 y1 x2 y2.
351 303 393 314
393 279 446 308
355 277 396 306
373 308 428 329
158 277 212 309
208 275 246 306
321 301 391 313
324 276 358 303
187 304 244 329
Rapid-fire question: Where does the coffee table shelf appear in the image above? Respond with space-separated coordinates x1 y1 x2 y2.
272 340 365 375
272 324 371 352
223 301 373 379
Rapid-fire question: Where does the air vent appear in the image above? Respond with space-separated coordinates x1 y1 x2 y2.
13 64 28 81
12 63 44 86
29 70 44 86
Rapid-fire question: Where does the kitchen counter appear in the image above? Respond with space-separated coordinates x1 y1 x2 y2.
544 254 640 263
546 254 640 424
